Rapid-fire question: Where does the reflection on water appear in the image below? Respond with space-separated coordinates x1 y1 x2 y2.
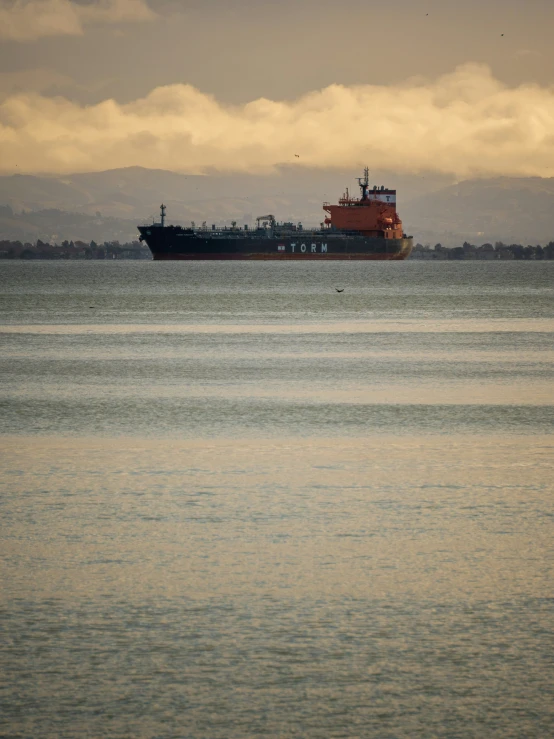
1 261 553 738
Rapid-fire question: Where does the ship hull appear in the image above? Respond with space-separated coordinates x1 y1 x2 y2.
150 252 410 261
138 228 413 261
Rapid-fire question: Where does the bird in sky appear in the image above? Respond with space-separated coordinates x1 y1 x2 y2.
335 288 344 293
294 154 300 157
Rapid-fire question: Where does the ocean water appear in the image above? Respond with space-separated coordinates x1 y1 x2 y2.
1 260 553 738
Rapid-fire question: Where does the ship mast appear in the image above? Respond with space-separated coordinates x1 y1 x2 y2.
357 167 370 200
160 203 166 228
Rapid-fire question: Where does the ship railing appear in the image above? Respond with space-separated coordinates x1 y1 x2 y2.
338 198 361 206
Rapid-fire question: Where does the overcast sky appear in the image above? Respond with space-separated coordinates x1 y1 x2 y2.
0 0 553 176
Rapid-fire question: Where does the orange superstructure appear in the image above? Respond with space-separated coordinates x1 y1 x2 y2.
323 167 404 239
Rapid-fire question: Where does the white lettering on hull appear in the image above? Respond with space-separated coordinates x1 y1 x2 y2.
279 243 328 253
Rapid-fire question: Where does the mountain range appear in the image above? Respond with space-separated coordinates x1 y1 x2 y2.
1 167 554 247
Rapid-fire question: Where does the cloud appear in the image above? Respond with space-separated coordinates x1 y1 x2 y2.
1 64 554 177
0 0 155 41
514 48 542 58
0 69 75 100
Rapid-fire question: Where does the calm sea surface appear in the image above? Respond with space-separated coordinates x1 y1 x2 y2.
1 261 553 738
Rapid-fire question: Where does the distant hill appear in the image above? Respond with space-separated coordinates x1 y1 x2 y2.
1 167 554 246
402 177 554 246
0 167 344 240
0 206 138 244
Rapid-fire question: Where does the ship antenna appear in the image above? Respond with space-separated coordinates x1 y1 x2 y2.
357 167 370 200
160 203 166 227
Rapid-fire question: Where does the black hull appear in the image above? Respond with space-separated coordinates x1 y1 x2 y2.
138 228 412 261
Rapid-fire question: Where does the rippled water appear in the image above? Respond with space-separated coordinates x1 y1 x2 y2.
1 261 553 738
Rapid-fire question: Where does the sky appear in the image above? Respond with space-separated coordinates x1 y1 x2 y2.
0 0 553 177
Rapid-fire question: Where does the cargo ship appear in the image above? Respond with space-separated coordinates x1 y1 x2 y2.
138 169 413 260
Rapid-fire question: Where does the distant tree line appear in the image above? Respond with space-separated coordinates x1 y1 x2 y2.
411 241 554 260
0 239 151 259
